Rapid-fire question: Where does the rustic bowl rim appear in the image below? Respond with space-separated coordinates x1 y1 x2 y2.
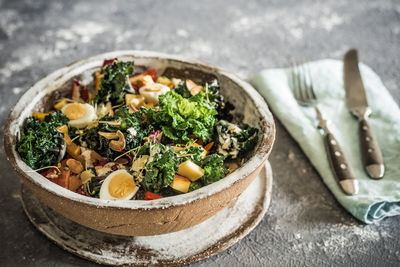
3 50 275 210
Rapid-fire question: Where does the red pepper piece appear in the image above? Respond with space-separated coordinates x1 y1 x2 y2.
142 68 157 81
70 79 81 101
94 159 108 167
145 191 163 200
76 184 88 196
70 79 89 101
102 58 118 67
120 150 133 162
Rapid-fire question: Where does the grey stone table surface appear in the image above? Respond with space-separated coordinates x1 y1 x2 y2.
0 0 399 266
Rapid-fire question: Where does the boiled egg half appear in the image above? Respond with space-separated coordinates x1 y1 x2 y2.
62 103 97 128
99 170 138 200
139 83 170 104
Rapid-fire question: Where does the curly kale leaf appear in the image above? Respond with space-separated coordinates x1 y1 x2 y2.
200 154 227 185
81 109 150 160
189 181 202 192
17 111 69 169
174 80 192 98
80 119 117 159
86 176 103 198
116 107 152 150
236 126 259 157
205 79 223 111
94 60 134 105
141 143 179 193
177 145 204 165
215 120 258 159
145 91 217 142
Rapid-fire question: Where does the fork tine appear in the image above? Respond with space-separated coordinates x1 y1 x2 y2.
300 62 311 101
298 61 308 102
305 62 317 100
290 59 301 101
294 60 306 103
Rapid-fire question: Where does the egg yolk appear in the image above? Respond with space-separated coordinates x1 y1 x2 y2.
143 84 164 92
108 173 136 199
63 103 86 120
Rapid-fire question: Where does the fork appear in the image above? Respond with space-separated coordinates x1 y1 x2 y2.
291 62 359 195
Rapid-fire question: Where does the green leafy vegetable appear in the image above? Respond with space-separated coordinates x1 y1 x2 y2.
77 113 117 159
115 106 152 150
215 120 258 159
236 126 259 157
177 145 204 165
80 107 150 160
205 79 223 111
189 181 202 192
145 91 217 142
94 60 134 105
200 154 227 185
141 143 179 193
17 111 69 169
86 177 103 197
174 80 192 98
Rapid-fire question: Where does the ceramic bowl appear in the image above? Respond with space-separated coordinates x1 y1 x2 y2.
4 51 275 236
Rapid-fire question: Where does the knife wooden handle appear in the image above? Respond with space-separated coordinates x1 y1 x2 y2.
324 131 358 195
358 117 384 179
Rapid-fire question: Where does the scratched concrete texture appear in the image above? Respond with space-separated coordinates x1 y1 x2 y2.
0 0 399 266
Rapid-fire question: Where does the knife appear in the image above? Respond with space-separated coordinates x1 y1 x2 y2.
343 49 384 179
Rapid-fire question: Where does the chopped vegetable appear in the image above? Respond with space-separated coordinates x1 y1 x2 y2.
17 60 259 200
94 60 134 105
170 174 191 193
54 99 68 110
215 120 258 159
32 112 52 120
177 160 204 182
145 91 217 142
145 191 163 200
141 143 179 193
201 154 227 185
17 111 69 169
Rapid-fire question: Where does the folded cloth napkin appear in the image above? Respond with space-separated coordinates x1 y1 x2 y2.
251 59 400 224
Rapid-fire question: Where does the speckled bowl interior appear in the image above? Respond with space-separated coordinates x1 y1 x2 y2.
4 51 275 236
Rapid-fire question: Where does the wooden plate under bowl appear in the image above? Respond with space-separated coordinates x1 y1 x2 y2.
21 162 272 266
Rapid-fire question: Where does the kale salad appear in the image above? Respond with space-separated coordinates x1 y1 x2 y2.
17 59 258 200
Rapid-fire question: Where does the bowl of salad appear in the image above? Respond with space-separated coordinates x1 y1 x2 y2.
4 51 275 236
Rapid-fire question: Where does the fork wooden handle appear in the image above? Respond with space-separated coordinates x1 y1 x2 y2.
323 131 358 195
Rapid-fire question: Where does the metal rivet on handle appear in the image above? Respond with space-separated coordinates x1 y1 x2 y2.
330 139 337 145
368 148 373 153
340 164 347 169
362 125 368 131
366 136 371 141
335 151 341 156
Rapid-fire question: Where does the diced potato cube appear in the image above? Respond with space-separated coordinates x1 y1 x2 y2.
32 112 50 120
54 99 68 110
126 94 145 108
130 74 154 89
178 160 204 181
157 76 172 87
95 71 103 90
170 174 191 193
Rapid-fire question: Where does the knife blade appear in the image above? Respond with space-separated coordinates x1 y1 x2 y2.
343 49 384 179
